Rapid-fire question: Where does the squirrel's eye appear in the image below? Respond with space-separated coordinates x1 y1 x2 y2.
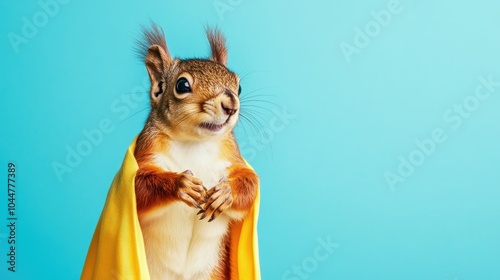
175 77 191 94
238 85 242 96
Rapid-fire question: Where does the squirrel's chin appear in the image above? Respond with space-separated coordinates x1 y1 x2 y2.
197 125 229 138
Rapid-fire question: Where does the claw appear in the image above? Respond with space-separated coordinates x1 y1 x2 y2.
182 170 193 175
197 209 204 215
219 178 229 183
204 198 216 212
208 214 216 222
199 212 207 220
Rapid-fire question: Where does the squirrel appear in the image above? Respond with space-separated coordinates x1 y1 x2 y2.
133 24 259 280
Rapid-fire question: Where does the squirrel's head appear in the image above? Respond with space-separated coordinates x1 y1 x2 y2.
139 24 240 141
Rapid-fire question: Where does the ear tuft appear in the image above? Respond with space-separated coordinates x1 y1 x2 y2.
136 22 172 101
206 27 228 66
136 22 170 62
145 45 171 100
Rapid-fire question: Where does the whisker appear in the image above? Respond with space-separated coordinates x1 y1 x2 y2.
239 110 269 143
240 108 270 127
236 114 258 138
239 111 274 158
240 104 281 119
238 112 262 134
238 70 268 81
239 95 277 103
233 116 251 140
239 87 272 97
118 106 150 125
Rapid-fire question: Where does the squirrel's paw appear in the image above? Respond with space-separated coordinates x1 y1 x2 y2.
176 170 207 209
198 178 233 222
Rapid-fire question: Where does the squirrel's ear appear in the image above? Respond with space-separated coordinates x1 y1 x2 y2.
206 28 228 66
146 45 172 99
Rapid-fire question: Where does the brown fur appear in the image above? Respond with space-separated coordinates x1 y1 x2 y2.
206 27 228 65
133 23 258 279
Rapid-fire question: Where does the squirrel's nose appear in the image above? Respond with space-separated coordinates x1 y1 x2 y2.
220 88 238 116
221 103 237 116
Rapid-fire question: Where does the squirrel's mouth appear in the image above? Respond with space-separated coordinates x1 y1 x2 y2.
199 119 228 133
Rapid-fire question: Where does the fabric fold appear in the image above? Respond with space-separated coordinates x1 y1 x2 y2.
81 137 260 280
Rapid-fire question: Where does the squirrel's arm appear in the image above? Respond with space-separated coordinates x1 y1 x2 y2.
135 165 206 213
227 165 259 212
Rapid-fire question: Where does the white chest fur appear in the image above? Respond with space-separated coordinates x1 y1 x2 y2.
139 140 231 280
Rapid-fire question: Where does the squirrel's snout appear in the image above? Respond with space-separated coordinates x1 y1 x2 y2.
219 88 238 116
221 103 237 116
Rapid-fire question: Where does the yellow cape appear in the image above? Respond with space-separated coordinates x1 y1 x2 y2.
81 137 260 280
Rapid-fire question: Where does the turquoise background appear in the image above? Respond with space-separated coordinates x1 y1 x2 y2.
1 0 500 279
